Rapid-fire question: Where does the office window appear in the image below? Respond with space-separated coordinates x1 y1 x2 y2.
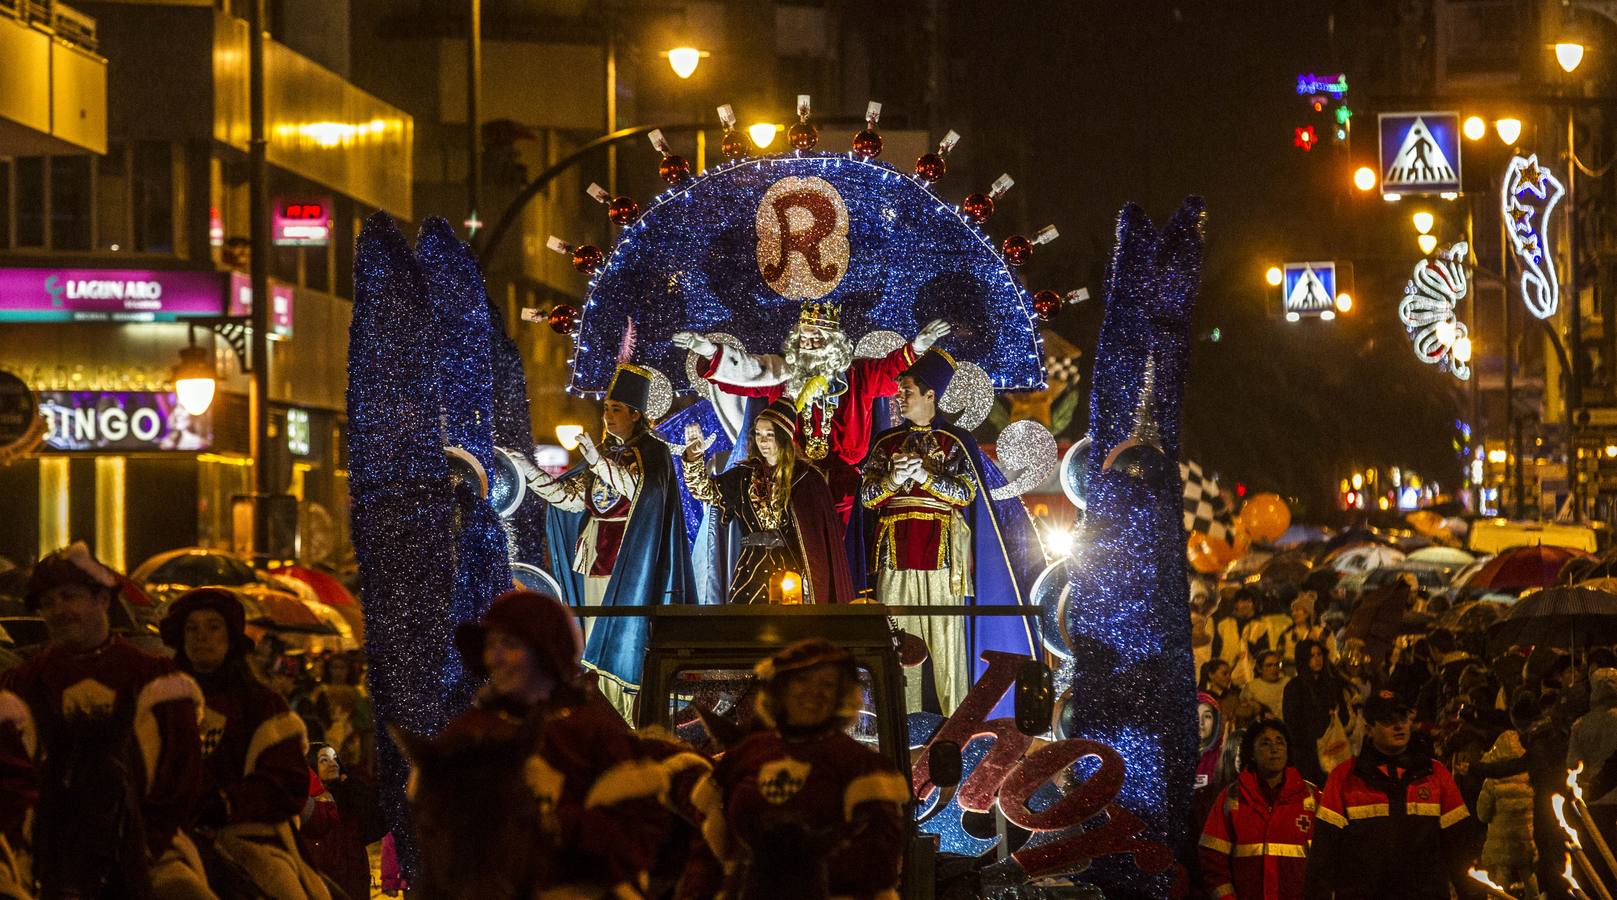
132 142 174 253
0 160 10 249
97 144 131 251
14 157 44 248
50 156 93 251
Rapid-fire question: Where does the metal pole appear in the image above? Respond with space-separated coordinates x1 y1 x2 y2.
248 0 271 562
1568 104 1583 520
467 0 481 228
1467 205 1482 512
606 29 617 196
1503 209 1520 517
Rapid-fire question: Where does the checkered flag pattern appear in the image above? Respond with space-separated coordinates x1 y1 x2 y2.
1181 459 1235 544
1046 355 1082 384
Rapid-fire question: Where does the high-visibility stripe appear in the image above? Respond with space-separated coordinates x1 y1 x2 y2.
1316 807 1348 828
1233 842 1308 858
1407 802 1442 817
1346 803 1390 819
1199 834 1234 853
1440 805 1469 828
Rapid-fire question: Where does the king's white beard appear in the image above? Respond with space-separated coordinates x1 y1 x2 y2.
783 330 855 400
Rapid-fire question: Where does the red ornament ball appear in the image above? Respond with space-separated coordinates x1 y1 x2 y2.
1033 290 1061 320
607 196 639 226
961 193 995 224
571 244 604 273
915 152 947 183
852 128 883 158
658 155 691 184
788 121 819 152
1002 235 1033 266
547 303 580 335
721 130 747 159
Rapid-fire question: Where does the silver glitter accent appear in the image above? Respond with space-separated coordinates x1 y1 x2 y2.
1029 558 1076 660
1060 435 1092 510
755 176 849 300
853 329 906 360
443 446 488 499
685 332 746 399
488 447 528 518
940 360 993 430
989 420 1057 500
644 365 675 421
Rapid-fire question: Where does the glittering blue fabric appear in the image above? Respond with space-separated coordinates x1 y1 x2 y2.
1061 200 1204 896
348 213 457 877
567 154 1046 396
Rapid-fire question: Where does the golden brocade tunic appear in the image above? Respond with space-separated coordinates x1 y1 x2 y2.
859 425 977 572
683 459 809 604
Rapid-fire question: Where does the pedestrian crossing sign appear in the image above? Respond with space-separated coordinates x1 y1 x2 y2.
1379 112 1462 195
1281 262 1337 318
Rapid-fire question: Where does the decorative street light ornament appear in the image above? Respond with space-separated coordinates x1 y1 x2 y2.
1399 241 1472 381
1501 154 1566 319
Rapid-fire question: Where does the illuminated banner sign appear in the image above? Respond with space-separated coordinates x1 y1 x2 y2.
1295 72 1348 97
38 390 212 452
273 196 333 247
1378 112 1462 196
0 268 225 322
1501 154 1565 319
1281 261 1337 320
227 273 295 339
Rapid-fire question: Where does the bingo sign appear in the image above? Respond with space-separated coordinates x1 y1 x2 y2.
38 390 212 452
273 196 333 247
1378 112 1462 196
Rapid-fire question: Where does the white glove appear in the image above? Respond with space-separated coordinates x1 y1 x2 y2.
672 331 719 358
513 449 551 486
911 319 952 354
682 423 705 460
577 432 600 466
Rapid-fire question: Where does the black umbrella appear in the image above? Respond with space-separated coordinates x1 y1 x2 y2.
131 548 258 589
1436 600 1508 634
1487 587 1617 652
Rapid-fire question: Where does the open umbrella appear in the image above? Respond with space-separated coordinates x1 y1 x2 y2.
1436 600 1509 633
1466 545 1586 593
132 548 259 590
234 585 335 634
268 565 356 606
1488 586 1617 651
1407 546 1476 567
1330 544 1407 575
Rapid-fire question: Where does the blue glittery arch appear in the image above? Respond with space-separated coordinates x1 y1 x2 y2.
567 153 1046 395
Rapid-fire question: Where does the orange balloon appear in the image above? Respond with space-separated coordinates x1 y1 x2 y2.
1188 531 1239 574
1239 493 1291 543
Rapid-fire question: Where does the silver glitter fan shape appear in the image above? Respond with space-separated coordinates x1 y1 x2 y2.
989 420 1058 500
685 332 746 399
853 330 906 360
940 360 994 430
644 366 675 420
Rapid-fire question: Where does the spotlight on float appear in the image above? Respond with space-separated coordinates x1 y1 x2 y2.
747 123 781 150
555 424 585 450
1557 42 1587 74
1463 116 1487 141
1418 233 1439 255
1412 211 1435 235
1453 336 1473 364
172 340 217 417
1265 266 1283 287
1495 118 1523 145
1353 166 1377 192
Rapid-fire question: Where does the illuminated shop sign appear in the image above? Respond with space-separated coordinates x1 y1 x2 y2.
273 197 333 246
227 273 295 339
38 390 212 452
0 268 225 322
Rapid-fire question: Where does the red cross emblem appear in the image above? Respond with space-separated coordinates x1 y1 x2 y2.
1418 787 1431 801
1296 814 1312 834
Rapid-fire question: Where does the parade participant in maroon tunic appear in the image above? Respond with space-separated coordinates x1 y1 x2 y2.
430 588 671 897
860 349 979 712
681 398 853 604
693 638 910 900
0 542 210 898
160 587 331 899
674 306 953 522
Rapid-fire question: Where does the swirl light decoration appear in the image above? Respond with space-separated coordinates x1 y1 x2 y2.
1501 154 1566 319
1399 242 1472 381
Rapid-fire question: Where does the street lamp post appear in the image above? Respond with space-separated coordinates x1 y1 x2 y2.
1560 39 1585 520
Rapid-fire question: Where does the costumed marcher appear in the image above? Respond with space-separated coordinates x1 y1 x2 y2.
158 588 331 899
0 542 211 898
1199 720 1319 900
519 362 698 715
859 348 1040 713
680 397 852 604
683 638 909 900
303 742 384 900
435 588 672 897
1303 690 1480 899
673 304 952 522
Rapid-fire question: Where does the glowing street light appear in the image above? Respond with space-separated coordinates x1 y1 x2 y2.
555 424 585 450
1353 166 1378 192
1462 116 1487 141
1265 266 1283 286
747 123 781 150
1412 211 1435 235
172 344 218 417
664 47 709 79
1557 42 1587 74
1418 233 1439 255
1495 118 1523 145
1335 292 1353 313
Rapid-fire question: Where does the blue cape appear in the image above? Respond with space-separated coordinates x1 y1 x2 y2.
542 430 698 692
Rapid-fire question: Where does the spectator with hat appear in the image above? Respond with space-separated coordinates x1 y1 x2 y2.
160 587 330 898
1303 689 1479 899
0 542 210 897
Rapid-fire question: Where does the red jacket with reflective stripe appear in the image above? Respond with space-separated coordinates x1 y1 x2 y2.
1302 749 1478 899
1199 768 1318 900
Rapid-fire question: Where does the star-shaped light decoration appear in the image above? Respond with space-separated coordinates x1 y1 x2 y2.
1501 154 1565 319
